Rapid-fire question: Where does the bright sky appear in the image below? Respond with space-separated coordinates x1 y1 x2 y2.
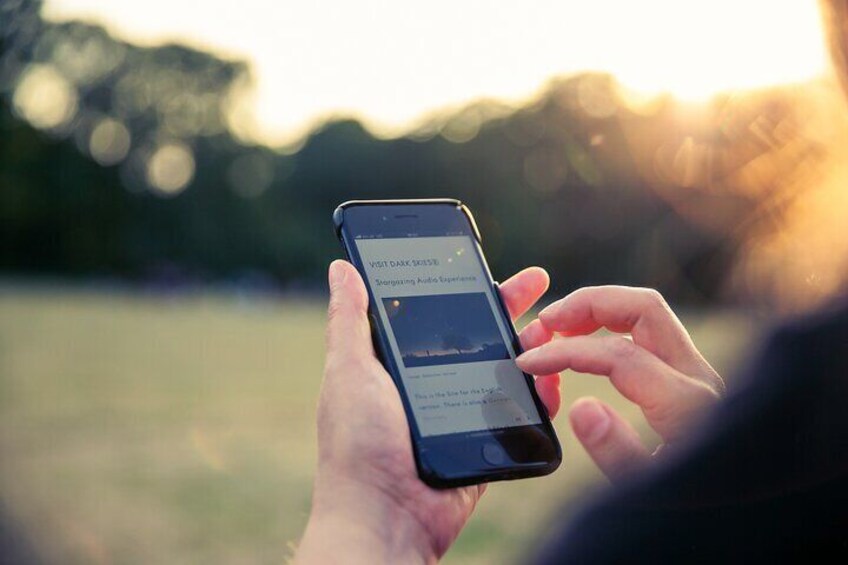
45 0 829 147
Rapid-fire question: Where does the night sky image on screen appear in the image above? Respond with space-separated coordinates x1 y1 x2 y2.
383 292 510 368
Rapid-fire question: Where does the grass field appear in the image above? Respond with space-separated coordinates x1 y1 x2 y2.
0 286 760 564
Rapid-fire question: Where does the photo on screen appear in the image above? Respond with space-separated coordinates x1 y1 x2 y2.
382 292 510 368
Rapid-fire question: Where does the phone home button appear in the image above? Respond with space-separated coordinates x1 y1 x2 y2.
482 442 506 466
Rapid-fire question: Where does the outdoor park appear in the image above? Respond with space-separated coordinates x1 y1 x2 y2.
2 0 846 563
0 288 758 563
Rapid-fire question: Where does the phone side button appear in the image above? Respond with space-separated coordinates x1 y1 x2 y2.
481 442 506 466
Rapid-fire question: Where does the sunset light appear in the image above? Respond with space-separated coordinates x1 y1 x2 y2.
5 1 848 562
44 0 829 147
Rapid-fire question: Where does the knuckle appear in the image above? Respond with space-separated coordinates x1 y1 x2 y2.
690 357 726 397
322 354 344 378
609 336 638 360
566 286 597 304
572 286 596 298
326 297 345 323
338 357 366 379
705 371 726 397
641 288 669 312
645 402 676 433
694 379 722 406
648 380 720 440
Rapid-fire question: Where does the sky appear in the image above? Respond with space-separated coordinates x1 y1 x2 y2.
383 293 505 357
44 0 830 148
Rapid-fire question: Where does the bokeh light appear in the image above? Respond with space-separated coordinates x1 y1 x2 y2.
146 142 195 196
12 63 78 130
440 108 483 144
577 75 618 119
88 116 131 165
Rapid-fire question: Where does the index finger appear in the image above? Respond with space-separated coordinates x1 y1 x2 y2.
539 286 719 385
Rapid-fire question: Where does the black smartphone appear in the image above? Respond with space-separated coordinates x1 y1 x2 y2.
333 199 561 488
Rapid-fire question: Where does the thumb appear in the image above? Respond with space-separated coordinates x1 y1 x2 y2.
325 260 375 365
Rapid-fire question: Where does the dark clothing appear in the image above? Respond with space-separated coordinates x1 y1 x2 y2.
0 503 40 565
536 300 848 564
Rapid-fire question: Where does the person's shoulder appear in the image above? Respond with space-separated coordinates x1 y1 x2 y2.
532 296 848 564
766 295 848 358
737 295 848 403
780 294 848 333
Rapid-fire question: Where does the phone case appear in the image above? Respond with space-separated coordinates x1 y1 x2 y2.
332 199 561 487
333 198 482 243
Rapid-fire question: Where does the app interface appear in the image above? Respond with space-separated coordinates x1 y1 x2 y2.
355 235 543 437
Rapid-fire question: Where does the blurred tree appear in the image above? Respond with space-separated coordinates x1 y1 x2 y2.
0 0 826 305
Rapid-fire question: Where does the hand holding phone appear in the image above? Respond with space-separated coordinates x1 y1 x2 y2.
332 199 561 487
300 258 559 563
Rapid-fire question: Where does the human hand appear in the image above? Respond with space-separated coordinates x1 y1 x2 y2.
516 286 724 481
296 260 559 564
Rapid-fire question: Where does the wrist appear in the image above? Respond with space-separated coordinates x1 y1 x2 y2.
297 474 437 565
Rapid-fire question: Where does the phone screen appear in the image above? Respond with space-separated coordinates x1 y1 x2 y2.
354 234 544 437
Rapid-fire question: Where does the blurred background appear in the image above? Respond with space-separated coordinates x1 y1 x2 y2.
1 0 847 563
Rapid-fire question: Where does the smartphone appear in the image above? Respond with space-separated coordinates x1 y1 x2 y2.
333 199 561 488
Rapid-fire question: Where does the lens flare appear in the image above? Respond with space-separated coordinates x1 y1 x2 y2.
146 142 195 196
12 64 78 130
89 117 131 166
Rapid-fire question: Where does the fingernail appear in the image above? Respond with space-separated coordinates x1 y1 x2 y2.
516 349 536 365
328 260 347 289
573 400 610 445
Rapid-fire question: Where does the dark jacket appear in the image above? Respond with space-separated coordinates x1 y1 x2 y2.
535 300 848 564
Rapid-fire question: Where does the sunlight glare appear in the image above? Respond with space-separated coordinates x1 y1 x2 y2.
44 0 829 147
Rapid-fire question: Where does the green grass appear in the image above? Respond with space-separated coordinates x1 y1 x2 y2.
0 287 759 564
